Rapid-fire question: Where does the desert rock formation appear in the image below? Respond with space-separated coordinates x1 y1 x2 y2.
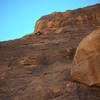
0 3 100 100
71 28 100 86
34 4 100 34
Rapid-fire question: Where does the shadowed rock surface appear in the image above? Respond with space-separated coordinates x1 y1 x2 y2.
0 4 100 100
71 28 100 86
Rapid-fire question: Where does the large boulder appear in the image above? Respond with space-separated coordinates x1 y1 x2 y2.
71 28 100 86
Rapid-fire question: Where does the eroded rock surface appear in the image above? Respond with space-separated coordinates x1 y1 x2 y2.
0 3 100 100
34 4 100 34
71 28 100 86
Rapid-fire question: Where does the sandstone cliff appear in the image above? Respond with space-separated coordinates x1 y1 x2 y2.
34 3 100 34
0 4 100 100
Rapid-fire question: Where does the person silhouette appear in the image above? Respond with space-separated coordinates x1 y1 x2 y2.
35 31 42 36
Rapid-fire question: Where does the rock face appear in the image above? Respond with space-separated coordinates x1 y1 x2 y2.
34 4 100 34
71 28 100 86
0 4 100 100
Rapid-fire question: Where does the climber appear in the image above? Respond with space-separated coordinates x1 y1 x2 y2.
34 31 42 36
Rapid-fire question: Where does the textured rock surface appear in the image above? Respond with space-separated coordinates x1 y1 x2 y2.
34 4 100 34
0 4 100 100
71 28 100 86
